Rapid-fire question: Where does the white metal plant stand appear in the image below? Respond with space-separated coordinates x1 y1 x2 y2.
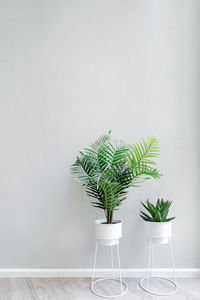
140 237 178 296
91 241 128 298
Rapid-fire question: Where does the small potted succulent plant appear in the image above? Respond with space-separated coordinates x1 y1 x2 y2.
140 199 176 244
71 132 162 246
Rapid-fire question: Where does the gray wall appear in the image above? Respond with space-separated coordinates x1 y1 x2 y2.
0 0 200 268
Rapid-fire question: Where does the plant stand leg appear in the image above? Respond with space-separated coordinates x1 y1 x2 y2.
111 245 114 279
91 242 98 285
116 242 123 293
147 239 152 290
169 237 178 288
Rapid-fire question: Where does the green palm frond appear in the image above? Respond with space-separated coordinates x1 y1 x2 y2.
96 141 130 172
84 132 111 157
100 181 125 211
127 136 160 169
130 165 162 187
71 155 99 184
71 133 162 223
102 164 133 188
110 142 130 166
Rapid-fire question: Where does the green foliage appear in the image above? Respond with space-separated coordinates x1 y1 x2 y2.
71 132 162 224
140 199 176 222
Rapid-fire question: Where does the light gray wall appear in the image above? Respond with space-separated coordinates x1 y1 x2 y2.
0 0 200 268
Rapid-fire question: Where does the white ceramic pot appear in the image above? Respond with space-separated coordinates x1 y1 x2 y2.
145 221 172 244
95 219 122 246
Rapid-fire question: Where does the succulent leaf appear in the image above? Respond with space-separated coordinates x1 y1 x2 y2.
140 199 176 222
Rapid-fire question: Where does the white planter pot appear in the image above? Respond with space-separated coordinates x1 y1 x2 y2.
145 221 172 244
94 219 122 246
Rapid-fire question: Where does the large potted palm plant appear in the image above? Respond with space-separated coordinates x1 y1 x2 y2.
71 132 162 246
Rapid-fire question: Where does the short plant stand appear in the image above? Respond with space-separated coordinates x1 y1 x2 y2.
139 237 178 296
91 240 128 298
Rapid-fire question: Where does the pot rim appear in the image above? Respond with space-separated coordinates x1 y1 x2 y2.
143 220 174 224
95 219 122 225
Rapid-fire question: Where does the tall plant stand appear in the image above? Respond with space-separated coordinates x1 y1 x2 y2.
139 237 178 296
91 241 128 298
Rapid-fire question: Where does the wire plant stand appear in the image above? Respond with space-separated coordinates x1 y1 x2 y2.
91 241 128 298
140 237 178 296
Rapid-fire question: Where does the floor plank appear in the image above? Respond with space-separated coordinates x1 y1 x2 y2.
0 278 38 300
0 277 199 300
31 278 67 300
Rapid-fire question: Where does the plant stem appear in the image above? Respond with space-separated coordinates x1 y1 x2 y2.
106 211 109 224
110 211 113 224
106 211 113 224
106 210 109 224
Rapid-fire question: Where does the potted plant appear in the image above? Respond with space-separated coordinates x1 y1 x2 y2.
140 199 176 244
71 132 162 246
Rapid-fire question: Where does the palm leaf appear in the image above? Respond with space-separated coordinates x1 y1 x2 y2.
90 132 111 153
127 136 160 169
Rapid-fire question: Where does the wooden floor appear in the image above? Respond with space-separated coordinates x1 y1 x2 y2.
0 277 199 299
